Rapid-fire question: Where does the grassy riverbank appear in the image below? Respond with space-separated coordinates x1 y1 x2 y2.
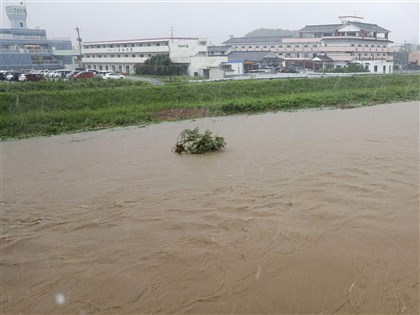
1 74 419 139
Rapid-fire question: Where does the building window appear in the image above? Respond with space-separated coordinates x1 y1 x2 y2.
132 54 135 58
248 46 252 48
140 54 144 57
374 65 378 72
99 65 103 70
93 65 96 69
118 55 121 57
125 55 128 57
105 65 109 70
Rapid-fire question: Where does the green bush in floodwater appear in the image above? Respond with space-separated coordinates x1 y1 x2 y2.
174 128 226 154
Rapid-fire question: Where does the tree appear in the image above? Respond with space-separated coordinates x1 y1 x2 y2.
134 54 186 76
144 54 171 66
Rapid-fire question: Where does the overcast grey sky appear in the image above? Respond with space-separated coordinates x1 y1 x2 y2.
1 1 419 47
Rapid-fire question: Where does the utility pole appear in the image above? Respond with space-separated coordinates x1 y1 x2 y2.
170 26 174 43
75 26 82 58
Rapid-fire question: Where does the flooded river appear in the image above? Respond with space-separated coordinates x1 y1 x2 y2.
2 102 419 314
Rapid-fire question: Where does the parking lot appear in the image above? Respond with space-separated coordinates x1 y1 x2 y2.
0 69 126 82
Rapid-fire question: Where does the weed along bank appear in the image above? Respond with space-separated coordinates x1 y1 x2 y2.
1 74 419 139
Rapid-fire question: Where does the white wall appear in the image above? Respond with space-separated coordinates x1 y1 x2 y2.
189 56 227 76
223 62 244 75
169 38 207 63
355 60 394 73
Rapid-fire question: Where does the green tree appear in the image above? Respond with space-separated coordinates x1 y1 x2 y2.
144 54 171 66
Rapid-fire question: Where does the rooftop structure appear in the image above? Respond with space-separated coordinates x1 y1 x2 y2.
0 2 73 70
299 21 390 39
6 2 28 28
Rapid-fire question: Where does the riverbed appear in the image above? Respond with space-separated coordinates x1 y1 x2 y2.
2 102 419 314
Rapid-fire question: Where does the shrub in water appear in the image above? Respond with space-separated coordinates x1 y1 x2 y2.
174 128 225 154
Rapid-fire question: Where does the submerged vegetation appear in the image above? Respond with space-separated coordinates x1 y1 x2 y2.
1 74 419 139
173 128 225 154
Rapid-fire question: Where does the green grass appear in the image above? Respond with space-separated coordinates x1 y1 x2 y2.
1 74 419 139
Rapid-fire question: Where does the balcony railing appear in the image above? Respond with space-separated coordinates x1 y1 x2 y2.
0 48 52 54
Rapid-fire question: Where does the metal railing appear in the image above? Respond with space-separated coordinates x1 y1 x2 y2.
0 48 52 54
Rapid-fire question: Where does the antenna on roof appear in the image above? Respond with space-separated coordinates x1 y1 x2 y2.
170 26 174 43
338 15 364 23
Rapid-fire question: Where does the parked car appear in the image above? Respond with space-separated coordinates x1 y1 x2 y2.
0 71 10 81
103 72 125 79
95 70 110 78
18 74 27 82
50 69 71 78
66 70 82 79
6 72 24 81
279 68 299 73
71 71 95 79
25 73 46 82
39 69 50 77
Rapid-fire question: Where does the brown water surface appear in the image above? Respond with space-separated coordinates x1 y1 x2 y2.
2 102 419 314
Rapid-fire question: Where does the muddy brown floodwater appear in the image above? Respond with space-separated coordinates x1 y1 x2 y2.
2 102 419 314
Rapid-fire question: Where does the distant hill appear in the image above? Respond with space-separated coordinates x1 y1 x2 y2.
244 28 299 38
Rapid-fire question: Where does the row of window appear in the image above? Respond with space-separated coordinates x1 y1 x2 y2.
84 53 166 59
234 44 319 49
84 42 169 49
10 7 26 12
12 34 46 40
233 43 388 50
350 44 387 48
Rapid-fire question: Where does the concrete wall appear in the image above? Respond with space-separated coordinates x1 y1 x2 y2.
188 55 227 76
223 61 244 75
355 60 393 73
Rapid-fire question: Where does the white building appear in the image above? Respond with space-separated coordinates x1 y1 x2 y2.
223 17 394 74
81 37 207 74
